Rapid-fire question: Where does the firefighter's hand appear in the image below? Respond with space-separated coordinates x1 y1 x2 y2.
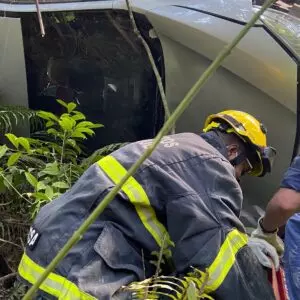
248 237 280 270
251 217 284 256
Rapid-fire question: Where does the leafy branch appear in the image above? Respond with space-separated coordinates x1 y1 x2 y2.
0 100 104 218
0 106 42 134
122 269 212 300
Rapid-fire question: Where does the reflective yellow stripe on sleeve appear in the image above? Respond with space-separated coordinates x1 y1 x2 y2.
97 155 173 250
205 229 248 293
18 253 96 300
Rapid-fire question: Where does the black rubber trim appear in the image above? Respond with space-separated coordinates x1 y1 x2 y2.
292 65 300 161
174 5 262 27
173 5 299 63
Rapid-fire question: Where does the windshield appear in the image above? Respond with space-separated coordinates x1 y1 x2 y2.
253 0 300 60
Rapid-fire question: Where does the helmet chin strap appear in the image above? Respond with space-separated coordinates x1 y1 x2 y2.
229 152 247 167
229 152 248 182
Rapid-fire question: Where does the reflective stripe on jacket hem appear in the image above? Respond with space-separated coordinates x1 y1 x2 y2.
97 155 173 251
205 229 248 293
18 253 96 300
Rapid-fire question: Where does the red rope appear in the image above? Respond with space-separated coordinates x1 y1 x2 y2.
268 261 289 300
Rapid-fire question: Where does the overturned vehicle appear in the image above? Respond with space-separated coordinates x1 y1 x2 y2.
0 0 299 298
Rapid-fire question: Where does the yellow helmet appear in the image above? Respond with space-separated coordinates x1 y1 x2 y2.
203 110 276 177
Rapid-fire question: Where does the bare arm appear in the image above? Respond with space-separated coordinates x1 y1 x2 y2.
262 188 300 232
261 156 300 232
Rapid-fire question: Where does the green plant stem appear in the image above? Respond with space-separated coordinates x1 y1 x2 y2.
154 234 166 278
60 131 67 164
22 1 276 299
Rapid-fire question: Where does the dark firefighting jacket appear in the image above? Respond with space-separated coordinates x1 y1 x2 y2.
18 132 275 300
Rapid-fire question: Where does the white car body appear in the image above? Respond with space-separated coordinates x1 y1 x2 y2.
0 0 299 220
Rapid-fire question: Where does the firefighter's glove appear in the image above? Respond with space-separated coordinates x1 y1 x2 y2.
251 217 284 256
248 237 280 270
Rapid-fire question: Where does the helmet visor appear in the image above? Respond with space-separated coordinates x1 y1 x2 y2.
247 146 277 177
260 146 277 176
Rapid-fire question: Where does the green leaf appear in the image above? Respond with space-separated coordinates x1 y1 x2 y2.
5 133 19 149
67 139 81 153
45 186 54 199
7 152 21 166
47 128 61 137
56 99 68 108
37 181 47 191
75 127 95 136
187 281 197 300
0 145 8 158
71 131 87 139
47 128 58 135
32 192 50 201
18 137 31 152
46 120 55 127
59 116 76 131
41 162 60 176
67 138 77 148
76 121 95 128
72 112 86 121
25 172 38 188
76 121 103 129
53 181 69 189
27 138 42 145
67 102 77 113
89 123 104 129
37 111 59 122
53 192 62 199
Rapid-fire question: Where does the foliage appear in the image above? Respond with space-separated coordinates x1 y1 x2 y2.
0 281 27 300
0 100 106 218
0 100 127 298
0 105 42 134
122 269 213 300
122 233 213 300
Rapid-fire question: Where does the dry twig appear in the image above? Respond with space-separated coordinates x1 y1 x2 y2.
35 0 45 37
125 0 175 134
0 272 17 283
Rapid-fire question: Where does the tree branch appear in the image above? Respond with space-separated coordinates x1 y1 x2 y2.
0 272 17 283
125 0 175 134
35 0 45 37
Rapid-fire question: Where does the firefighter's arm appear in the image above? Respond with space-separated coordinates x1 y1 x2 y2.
166 192 220 274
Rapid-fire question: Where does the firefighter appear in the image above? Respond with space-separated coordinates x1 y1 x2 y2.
18 110 277 300
252 156 300 299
